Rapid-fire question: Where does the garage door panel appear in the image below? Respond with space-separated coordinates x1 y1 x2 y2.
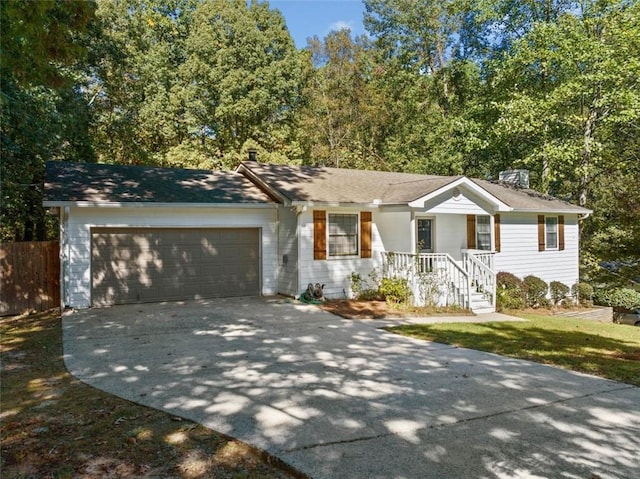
91 228 260 306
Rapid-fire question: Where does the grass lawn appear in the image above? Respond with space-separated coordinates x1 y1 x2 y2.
387 313 640 386
0 310 300 479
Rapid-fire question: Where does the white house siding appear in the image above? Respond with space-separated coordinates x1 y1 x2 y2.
297 208 385 299
277 206 299 297
61 206 278 308
376 210 412 252
432 214 468 260
493 212 581 288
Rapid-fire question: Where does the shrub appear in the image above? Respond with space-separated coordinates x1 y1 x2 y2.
571 282 594 306
379 277 411 304
496 272 525 311
550 281 570 305
523 275 548 307
417 272 444 307
594 288 640 311
349 270 382 300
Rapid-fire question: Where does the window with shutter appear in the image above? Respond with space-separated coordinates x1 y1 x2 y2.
545 216 558 249
328 213 358 256
476 215 491 250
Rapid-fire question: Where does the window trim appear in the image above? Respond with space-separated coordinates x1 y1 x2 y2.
476 215 492 251
416 217 435 253
545 216 559 250
538 214 565 252
327 212 360 258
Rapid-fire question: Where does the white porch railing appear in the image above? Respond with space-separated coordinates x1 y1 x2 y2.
382 252 471 309
382 251 496 311
462 250 497 309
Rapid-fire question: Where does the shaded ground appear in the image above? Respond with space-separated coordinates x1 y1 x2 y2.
0 310 301 479
318 299 470 319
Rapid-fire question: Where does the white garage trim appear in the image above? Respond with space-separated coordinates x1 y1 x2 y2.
60 206 278 308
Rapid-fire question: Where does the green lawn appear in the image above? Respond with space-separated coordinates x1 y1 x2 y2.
387 313 640 386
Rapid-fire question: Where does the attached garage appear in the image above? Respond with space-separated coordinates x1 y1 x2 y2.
91 227 260 306
44 161 278 309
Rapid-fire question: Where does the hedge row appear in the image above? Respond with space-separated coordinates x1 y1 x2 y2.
495 273 593 311
496 272 640 312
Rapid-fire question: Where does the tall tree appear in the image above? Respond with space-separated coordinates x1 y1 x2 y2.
483 0 640 279
299 30 390 169
90 0 305 169
1 0 96 241
361 0 486 175
487 1 640 200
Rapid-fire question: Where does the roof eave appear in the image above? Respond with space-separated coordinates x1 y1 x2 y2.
42 201 277 209
510 207 593 215
290 200 382 208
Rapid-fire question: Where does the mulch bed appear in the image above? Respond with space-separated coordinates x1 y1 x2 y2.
318 299 472 319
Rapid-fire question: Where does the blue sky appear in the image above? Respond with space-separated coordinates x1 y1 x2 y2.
268 0 367 48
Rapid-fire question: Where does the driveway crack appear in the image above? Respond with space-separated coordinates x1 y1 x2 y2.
284 432 395 452
431 384 636 430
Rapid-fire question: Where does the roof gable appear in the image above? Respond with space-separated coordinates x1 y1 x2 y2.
44 161 275 205
408 177 511 211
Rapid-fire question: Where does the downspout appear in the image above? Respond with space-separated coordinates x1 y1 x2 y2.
60 207 69 309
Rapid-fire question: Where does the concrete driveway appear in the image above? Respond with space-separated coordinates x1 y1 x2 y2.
63 297 640 479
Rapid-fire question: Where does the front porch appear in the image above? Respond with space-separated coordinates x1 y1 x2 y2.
382 250 497 314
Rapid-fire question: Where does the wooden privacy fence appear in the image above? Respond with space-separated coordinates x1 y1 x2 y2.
0 241 60 316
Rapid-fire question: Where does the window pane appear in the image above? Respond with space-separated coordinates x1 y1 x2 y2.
546 217 558 249
417 219 432 251
476 216 491 250
328 235 358 256
328 214 358 256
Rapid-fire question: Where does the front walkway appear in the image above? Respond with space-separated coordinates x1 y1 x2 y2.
63 297 640 479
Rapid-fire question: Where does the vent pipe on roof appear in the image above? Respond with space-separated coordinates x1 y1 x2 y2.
248 148 257 162
499 169 529 189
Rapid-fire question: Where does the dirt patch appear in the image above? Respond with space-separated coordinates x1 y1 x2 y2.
318 299 472 319
0 310 302 479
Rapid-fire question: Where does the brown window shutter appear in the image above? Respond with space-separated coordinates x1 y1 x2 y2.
538 215 545 251
466 215 476 249
558 215 565 251
360 211 372 258
494 214 501 252
313 210 326 260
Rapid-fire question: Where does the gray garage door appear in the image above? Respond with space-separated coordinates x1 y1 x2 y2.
91 228 260 306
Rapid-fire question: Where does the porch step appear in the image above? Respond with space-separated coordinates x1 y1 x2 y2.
472 305 496 315
470 292 495 314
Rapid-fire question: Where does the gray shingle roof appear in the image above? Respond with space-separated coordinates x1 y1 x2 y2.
471 178 589 213
44 161 275 204
240 161 460 204
241 161 590 213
